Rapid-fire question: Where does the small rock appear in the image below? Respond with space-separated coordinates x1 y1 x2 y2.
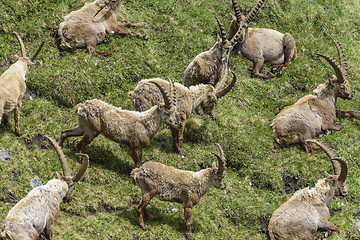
171 207 178 213
30 176 43 189
355 219 360 230
0 149 11 163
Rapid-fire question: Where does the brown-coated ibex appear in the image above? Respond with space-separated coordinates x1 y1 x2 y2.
184 16 241 89
0 32 44 136
268 139 348 240
58 0 149 56
131 143 226 240
59 78 178 167
128 73 236 157
1 136 88 240
271 37 353 153
227 0 297 78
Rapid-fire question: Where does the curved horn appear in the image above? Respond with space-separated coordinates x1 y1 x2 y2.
330 157 348 182
316 53 346 83
167 76 176 108
29 41 45 61
150 80 172 109
212 143 226 176
331 37 347 73
229 23 243 46
245 0 265 23
72 153 89 182
13 32 26 58
305 139 341 176
94 0 110 17
45 135 71 177
215 17 227 43
231 0 242 23
216 71 237 99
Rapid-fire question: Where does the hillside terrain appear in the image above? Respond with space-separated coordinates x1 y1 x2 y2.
0 0 360 239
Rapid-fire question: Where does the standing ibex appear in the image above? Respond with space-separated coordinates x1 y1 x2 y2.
183 16 241 90
268 139 348 240
271 37 353 153
131 143 227 240
227 0 297 78
58 0 149 56
0 32 44 135
1 136 88 240
59 79 177 167
128 73 236 157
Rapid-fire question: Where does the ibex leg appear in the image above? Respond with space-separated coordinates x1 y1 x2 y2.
171 123 187 157
14 100 21 136
253 59 274 79
336 109 360 120
117 20 147 28
272 33 296 73
59 126 84 147
76 131 99 153
86 37 112 57
184 207 195 240
137 178 157 230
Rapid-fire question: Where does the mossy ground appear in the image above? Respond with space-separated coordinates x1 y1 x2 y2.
0 0 360 239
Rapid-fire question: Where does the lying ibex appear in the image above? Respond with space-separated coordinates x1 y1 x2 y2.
271 37 353 153
1 136 88 240
58 0 149 56
227 0 297 78
0 32 44 135
268 139 348 240
128 73 236 156
131 143 226 240
59 79 177 167
183 16 241 90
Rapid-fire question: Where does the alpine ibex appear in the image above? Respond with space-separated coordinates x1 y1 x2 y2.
59 79 177 167
183 16 241 90
131 143 226 240
0 32 44 135
58 0 149 56
227 0 297 78
128 73 236 156
271 37 353 153
268 139 348 240
1 136 88 240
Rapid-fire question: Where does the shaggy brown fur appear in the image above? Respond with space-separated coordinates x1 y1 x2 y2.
131 143 226 240
58 0 148 56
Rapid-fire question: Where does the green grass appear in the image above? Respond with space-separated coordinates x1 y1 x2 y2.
1 0 360 239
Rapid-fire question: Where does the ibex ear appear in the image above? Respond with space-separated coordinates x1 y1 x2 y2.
324 171 330 177
156 101 161 109
56 172 61 179
216 34 221 42
212 161 217 168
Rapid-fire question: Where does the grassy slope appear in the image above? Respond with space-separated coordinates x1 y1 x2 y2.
0 0 360 239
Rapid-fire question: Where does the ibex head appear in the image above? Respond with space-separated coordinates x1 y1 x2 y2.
46 136 89 203
150 77 178 128
211 143 227 190
13 32 44 68
94 0 121 17
305 139 348 197
229 0 265 44
316 37 353 101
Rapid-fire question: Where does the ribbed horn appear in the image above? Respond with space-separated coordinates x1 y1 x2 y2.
305 139 341 176
167 76 176 108
330 37 348 74
229 22 243 46
316 53 346 83
94 0 110 17
29 41 45 61
216 71 237 99
330 157 348 182
45 135 71 177
72 153 89 182
215 17 227 43
13 32 26 58
231 0 242 23
212 143 226 177
245 0 265 23
150 80 172 109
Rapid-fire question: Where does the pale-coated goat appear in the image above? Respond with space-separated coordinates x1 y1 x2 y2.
131 143 226 240
183 16 241 90
59 79 177 167
227 0 297 78
271 37 353 153
58 0 149 56
268 139 348 240
0 32 44 135
1 136 88 240
128 74 236 157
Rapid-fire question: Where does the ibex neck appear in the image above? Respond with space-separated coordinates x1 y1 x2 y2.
139 105 162 136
